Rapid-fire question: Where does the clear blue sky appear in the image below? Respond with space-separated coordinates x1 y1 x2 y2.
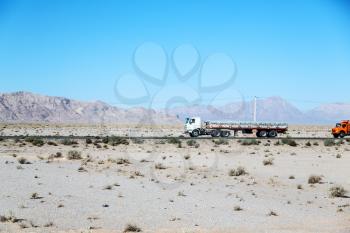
1 0 350 109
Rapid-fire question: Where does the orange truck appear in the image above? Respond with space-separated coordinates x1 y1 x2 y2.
332 120 350 138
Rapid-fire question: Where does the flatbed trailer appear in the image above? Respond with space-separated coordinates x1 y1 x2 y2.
184 117 288 138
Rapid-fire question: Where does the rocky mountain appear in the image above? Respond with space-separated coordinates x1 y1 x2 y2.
0 92 178 124
306 103 350 124
168 97 308 124
0 92 348 124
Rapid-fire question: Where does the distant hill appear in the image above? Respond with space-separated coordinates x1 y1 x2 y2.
0 92 178 124
0 92 348 124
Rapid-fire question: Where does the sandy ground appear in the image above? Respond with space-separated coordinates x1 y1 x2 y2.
0 124 332 138
0 126 350 233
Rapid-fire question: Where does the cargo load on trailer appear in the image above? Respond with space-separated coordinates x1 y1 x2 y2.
184 117 288 138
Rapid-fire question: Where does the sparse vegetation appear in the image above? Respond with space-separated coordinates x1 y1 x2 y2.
25 137 44 147
17 157 31 164
305 141 311 147
281 138 298 147
116 158 130 165
61 138 78 146
47 141 58 146
131 138 144 144
329 185 347 198
186 139 199 147
229 166 247 176
167 138 181 144
124 224 142 232
324 139 335 147
263 158 274 166
85 138 93 144
308 175 322 184
213 138 229 145
234 206 243 211
155 163 166 170
267 210 278 216
107 136 129 146
67 150 82 160
240 139 259 146
30 192 41 199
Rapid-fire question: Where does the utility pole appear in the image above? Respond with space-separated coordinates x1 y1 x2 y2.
253 96 257 122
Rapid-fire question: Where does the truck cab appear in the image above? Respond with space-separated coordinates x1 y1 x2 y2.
332 120 350 138
184 117 202 137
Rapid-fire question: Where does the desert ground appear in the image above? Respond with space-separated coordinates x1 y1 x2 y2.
0 124 349 233
0 123 332 138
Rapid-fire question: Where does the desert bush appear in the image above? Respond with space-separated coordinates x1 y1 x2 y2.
116 158 130 165
186 139 198 147
281 138 297 147
240 139 259 146
213 138 229 145
329 185 347 198
61 138 78 145
313 142 319 146
131 138 144 144
47 141 57 146
308 175 322 184
305 141 311 147
0 137 4 142
25 137 44 147
324 139 335 147
263 158 274 166
267 211 278 216
67 150 82 160
234 206 243 211
17 157 31 164
155 163 166 170
167 138 181 144
229 166 247 176
0 213 20 223
124 224 141 232
108 136 129 146
85 138 93 144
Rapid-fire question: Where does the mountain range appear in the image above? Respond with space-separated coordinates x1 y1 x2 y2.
0 91 349 124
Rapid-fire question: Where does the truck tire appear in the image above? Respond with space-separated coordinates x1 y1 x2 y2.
340 132 346 138
191 129 200 137
211 129 220 137
268 130 277 138
333 134 339 139
259 130 268 137
220 131 230 137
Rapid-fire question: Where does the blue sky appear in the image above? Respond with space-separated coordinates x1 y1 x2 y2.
0 0 350 110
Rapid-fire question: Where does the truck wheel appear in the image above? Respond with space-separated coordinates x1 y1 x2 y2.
268 130 277 138
211 130 220 137
340 132 346 138
259 131 267 137
333 134 339 139
256 131 261 137
220 131 230 137
191 129 199 137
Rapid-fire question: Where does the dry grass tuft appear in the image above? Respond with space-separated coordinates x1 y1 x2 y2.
308 175 322 184
330 185 348 198
229 166 247 176
124 223 142 232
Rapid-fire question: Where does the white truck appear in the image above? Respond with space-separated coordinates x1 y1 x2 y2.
184 117 288 138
